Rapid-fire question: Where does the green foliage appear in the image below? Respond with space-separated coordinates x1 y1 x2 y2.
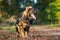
35 0 57 24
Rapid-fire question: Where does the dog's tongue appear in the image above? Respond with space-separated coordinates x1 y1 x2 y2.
31 14 36 20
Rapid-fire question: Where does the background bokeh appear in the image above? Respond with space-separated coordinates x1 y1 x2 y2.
0 0 60 25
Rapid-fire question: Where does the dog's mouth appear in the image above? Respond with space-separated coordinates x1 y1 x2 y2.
31 13 36 20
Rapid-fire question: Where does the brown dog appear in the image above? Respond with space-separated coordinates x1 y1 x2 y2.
15 6 36 38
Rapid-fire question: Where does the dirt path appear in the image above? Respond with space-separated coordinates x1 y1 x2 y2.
0 25 60 40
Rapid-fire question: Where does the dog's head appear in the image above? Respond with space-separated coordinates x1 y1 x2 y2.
27 6 36 20
26 6 36 24
22 6 36 24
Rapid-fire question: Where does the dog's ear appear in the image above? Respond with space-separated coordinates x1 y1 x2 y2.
26 7 29 11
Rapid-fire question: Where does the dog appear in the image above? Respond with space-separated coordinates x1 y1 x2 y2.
15 6 36 38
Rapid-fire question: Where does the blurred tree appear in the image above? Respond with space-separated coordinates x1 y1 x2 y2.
0 0 60 25
34 0 57 24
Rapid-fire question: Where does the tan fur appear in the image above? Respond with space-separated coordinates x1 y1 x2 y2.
16 6 35 38
17 21 29 38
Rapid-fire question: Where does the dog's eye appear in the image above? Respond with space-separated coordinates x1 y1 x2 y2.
29 14 31 17
28 8 32 11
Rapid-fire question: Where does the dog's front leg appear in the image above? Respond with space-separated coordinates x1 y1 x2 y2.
20 27 25 38
24 31 28 38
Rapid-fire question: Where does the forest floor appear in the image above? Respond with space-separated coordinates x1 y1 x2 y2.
0 25 60 40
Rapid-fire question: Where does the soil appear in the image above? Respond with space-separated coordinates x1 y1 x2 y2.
0 26 60 40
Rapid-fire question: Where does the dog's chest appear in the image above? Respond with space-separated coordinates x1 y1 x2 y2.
18 21 29 28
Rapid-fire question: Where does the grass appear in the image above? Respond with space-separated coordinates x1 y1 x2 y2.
0 24 60 32
0 25 16 32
